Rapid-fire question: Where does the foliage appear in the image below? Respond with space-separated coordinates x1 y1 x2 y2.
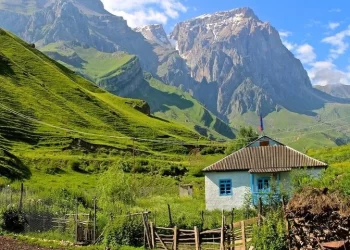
200 146 225 155
251 209 287 250
290 168 316 193
104 215 144 248
98 163 136 213
2 208 26 233
225 126 258 155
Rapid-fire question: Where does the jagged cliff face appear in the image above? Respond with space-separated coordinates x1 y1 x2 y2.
169 8 326 118
97 56 145 97
0 0 159 72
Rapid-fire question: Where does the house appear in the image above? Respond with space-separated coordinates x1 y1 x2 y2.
203 136 327 211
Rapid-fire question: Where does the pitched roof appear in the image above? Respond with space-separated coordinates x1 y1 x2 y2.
202 145 327 173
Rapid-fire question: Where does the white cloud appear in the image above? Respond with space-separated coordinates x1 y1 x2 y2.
100 0 187 28
328 22 340 30
322 26 350 59
329 8 341 13
279 30 297 50
279 31 292 38
308 61 350 85
295 44 316 64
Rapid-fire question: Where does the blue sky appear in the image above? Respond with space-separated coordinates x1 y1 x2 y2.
101 0 350 85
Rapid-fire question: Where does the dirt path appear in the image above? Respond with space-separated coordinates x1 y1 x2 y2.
0 236 66 250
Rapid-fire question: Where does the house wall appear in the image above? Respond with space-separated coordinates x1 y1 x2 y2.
205 168 325 211
205 171 250 211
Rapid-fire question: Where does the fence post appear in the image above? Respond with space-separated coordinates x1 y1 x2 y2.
75 198 79 244
18 183 24 212
93 197 97 244
194 226 200 250
142 212 151 248
167 204 173 226
282 196 291 250
220 210 225 250
173 226 178 250
150 222 155 249
258 197 263 227
241 221 246 250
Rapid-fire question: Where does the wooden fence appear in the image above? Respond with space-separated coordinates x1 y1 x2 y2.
145 216 258 250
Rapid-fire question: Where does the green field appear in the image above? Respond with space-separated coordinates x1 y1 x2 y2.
41 41 235 140
230 106 350 151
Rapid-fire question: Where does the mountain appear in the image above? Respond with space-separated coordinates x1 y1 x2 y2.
169 8 342 118
40 41 234 139
0 28 207 179
0 0 159 71
315 84 350 99
2 1 350 149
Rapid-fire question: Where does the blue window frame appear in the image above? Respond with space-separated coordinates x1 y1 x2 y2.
219 179 232 196
257 177 270 192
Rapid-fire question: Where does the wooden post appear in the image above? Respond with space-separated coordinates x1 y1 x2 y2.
18 183 24 212
75 198 79 244
258 197 263 227
194 226 200 250
167 204 173 226
132 138 136 169
142 213 151 248
150 222 155 249
200 210 204 230
173 226 178 250
241 221 246 250
93 197 97 244
282 196 291 250
220 210 225 250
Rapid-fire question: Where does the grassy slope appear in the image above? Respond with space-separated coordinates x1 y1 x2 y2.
230 105 350 152
0 29 209 181
41 42 235 140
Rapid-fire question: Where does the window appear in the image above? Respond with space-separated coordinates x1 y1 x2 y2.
257 178 270 192
259 140 269 146
219 179 232 196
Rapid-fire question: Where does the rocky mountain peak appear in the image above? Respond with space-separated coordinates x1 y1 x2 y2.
168 7 328 118
135 24 172 48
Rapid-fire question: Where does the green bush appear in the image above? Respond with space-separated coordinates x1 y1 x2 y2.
104 215 143 247
160 165 188 177
2 208 26 233
251 209 287 250
200 147 215 155
70 161 81 172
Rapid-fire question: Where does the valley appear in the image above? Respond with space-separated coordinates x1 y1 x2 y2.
0 0 350 249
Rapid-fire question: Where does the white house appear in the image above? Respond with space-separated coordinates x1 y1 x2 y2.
203 136 327 211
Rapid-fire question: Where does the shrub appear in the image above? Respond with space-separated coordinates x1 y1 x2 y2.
160 165 188 177
70 161 81 172
104 215 143 247
120 161 132 173
44 166 63 175
200 147 215 155
251 209 287 250
2 208 26 233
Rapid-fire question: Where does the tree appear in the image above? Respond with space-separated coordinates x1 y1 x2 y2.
225 126 259 155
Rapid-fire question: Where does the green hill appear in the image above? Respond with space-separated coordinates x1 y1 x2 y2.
0 29 213 181
41 41 235 140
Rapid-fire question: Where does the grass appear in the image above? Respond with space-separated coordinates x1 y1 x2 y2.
230 106 350 152
41 41 235 141
0 28 212 180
